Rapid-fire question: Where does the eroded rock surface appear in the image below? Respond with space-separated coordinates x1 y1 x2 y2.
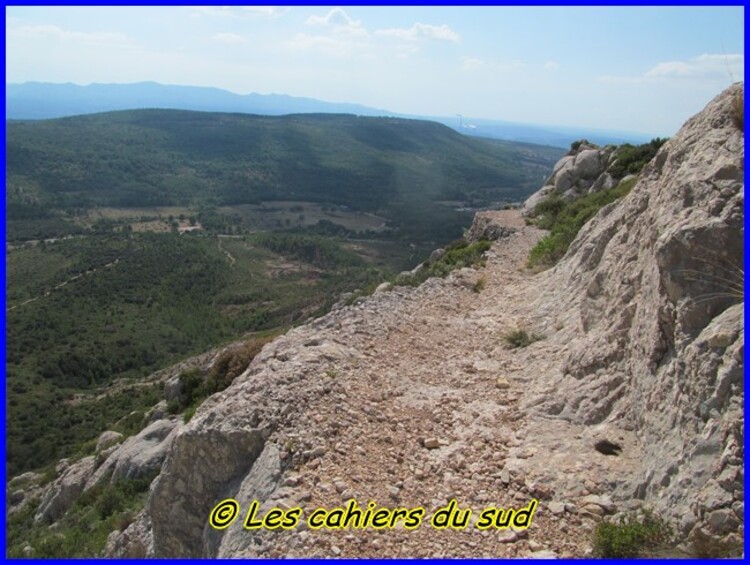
44 85 746 558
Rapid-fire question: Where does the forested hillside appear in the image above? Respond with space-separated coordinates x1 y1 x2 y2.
7 110 561 242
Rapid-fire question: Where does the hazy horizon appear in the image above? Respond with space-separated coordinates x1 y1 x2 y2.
5 79 658 140
6 6 745 137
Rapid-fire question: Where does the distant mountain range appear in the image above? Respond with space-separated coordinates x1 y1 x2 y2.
6 82 652 148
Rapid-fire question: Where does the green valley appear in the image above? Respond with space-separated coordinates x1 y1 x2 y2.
6 110 562 475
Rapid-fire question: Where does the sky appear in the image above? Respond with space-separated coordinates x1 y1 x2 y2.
5 5 745 137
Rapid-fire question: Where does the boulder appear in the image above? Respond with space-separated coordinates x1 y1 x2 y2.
8 471 42 489
112 420 179 481
374 282 392 293
88 419 180 489
573 149 603 179
524 144 613 215
96 430 124 453
35 456 96 524
164 377 183 403
590 172 616 193
521 185 555 215
464 213 518 241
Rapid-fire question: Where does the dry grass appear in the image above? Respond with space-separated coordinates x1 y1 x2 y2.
503 328 545 349
473 275 487 293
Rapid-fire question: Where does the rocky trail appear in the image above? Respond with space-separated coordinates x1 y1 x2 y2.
118 210 636 559
243 211 607 558
17 84 743 559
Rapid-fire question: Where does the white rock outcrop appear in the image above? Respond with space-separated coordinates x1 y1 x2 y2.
98 83 743 558
87 419 182 489
528 83 744 545
522 142 618 214
35 456 96 524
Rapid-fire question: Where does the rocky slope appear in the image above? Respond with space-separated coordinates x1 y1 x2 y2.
520 137 659 214
526 82 744 548
12 84 743 558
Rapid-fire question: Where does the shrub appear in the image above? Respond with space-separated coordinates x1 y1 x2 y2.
503 328 544 348
168 335 276 418
393 238 492 288
531 194 566 230
206 335 274 395
731 90 743 132
593 510 673 558
183 404 198 424
173 367 204 413
608 138 667 179
96 485 126 519
473 276 487 293
527 231 574 268
528 177 637 269
570 139 593 152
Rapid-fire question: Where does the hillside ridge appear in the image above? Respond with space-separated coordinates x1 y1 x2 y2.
8 84 743 558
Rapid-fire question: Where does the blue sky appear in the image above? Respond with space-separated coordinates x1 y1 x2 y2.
5 5 745 136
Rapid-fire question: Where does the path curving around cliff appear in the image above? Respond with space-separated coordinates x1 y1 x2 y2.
110 85 743 559
127 211 637 559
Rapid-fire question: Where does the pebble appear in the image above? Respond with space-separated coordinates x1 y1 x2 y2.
310 446 327 458
283 476 301 487
528 540 544 552
529 550 558 559
424 438 440 449
334 480 348 493
580 503 605 516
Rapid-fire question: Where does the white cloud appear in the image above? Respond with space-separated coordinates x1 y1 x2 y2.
600 53 744 84
305 8 367 39
646 53 742 80
293 11 459 60
496 60 524 72
241 6 290 18
190 6 235 18
375 22 460 43
191 6 289 19
8 24 131 47
461 56 522 73
544 60 560 71
214 32 246 44
306 8 359 28
462 57 484 72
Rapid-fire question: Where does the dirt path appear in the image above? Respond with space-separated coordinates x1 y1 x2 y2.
7 257 121 312
249 210 625 558
217 236 236 267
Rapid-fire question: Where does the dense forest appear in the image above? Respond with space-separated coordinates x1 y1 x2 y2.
6 110 561 242
6 110 563 475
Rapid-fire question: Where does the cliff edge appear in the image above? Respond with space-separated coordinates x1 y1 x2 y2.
26 85 742 558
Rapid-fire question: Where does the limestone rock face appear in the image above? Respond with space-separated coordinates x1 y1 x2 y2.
87 419 181 489
522 143 616 214
101 85 743 558
96 431 123 453
35 456 96 524
464 212 518 242
529 83 744 545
